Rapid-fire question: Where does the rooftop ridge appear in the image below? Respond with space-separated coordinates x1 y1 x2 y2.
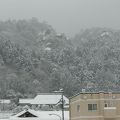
36 93 62 95
69 91 120 99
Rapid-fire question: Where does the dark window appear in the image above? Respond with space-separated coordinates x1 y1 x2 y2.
88 104 97 110
104 103 108 107
77 105 80 112
88 104 92 110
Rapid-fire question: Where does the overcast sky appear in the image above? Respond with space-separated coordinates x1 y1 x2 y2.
0 0 120 37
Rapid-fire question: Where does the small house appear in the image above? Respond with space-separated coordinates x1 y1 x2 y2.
10 109 69 120
30 93 69 110
10 109 39 120
18 93 69 111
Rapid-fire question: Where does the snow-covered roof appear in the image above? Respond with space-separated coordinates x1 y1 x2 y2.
0 99 10 104
19 99 33 104
44 47 51 51
30 93 69 105
10 109 69 120
10 109 38 118
100 31 109 37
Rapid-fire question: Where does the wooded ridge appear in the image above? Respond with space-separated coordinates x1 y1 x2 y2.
0 18 120 98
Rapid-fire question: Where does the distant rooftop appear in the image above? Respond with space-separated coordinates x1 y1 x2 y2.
0 99 10 104
19 99 33 104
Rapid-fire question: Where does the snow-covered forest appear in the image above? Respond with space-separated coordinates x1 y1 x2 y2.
0 18 120 99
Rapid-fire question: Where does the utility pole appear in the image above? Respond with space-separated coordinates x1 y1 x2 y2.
61 89 64 120
54 88 64 120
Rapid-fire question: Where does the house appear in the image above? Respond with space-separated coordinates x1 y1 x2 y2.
10 109 69 120
10 109 39 119
30 93 69 110
19 93 69 111
69 91 120 120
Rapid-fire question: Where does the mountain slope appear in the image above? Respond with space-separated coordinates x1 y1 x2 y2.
0 20 120 98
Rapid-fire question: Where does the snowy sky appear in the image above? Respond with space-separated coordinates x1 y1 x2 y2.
0 0 120 37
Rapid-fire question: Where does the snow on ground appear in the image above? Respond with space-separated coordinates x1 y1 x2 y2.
0 112 13 119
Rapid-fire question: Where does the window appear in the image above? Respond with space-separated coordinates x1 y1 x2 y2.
77 105 80 112
88 104 97 111
104 103 108 107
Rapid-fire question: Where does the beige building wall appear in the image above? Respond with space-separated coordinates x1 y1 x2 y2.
70 92 120 120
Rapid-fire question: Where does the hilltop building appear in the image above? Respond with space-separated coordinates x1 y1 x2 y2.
69 91 120 120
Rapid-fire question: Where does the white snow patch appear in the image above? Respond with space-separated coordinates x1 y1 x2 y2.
45 47 51 51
